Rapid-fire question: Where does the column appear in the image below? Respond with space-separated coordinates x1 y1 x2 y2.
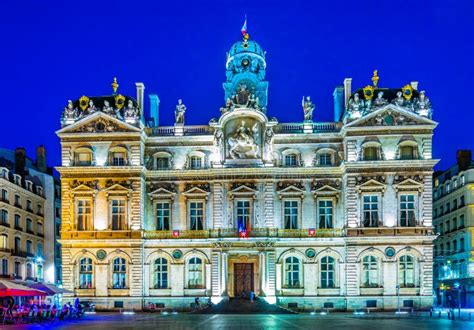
221 252 228 296
259 252 266 296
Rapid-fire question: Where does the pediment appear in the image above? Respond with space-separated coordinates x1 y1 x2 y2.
103 183 131 194
230 184 258 194
182 186 210 198
277 185 305 198
312 184 340 193
57 112 141 135
70 184 97 195
345 105 436 128
356 179 386 193
149 187 177 200
393 178 424 192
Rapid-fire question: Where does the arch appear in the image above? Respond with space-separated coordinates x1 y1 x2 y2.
314 247 343 263
104 249 133 264
71 250 98 265
315 147 337 166
356 247 386 263
281 148 301 157
277 248 307 264
145 249 174 265
182 249 210 264
394 246 423 261
74 146 94 166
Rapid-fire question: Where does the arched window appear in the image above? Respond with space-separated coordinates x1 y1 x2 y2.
153 258 168 289
74 147 93 166
363 146 379 161
112 258 127 289
37 264 43 281
362 256 378 288
153 152 172 170
284 153 298 167
14 261 21 278
0 234 7 250
0 209 8 225
285 256 301 288
26 263 33 279
399 255 415 288
1 259 8 276
400 146 415 160
109 147 128 166
79 257 93 289
318 153 332 166
187 257 203 289
190 156 203 169
320 256 335 288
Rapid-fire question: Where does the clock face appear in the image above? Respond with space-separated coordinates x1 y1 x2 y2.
241 58 250 67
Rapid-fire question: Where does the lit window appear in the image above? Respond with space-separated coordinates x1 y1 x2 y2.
399 255 415 288
187 257 203 288
111 152 126 166
156 202 170 230
0 234 7 249
111 199 126 230
285 154 298 167
318 200 333 229
37 243 43 257
400 195 416 227
156 157 170 170
189 201 204 230
79 258 93 289
153 258 168 289
362 256 378 288
285 256 301 288
363 195 379 227
236 200 251 233
320 256 335 288
112 258 127 289
76 199 92 231
75 152 92 166
283 200 298 229
0 209 8 225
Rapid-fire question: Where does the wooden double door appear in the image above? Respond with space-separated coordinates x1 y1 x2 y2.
234 263 254 297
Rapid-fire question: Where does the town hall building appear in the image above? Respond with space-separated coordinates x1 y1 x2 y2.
56 31 438 311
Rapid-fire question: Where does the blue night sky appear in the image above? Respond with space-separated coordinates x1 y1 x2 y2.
1 0 473 170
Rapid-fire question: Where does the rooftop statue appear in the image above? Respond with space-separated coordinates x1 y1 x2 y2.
124 100 139 122
102 100 115 116
63 100 78 124
414 91 432 117
346 93 363 119
302 96 315 122
175 99 186 125
373 92 388 109
88 100 97 114
391 91 405 107
227 120 259 159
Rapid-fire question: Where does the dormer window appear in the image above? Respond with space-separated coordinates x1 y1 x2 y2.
36 187 43 196
1 168 8 180
74 147 93 166
26 181 33 191
13 174 21 185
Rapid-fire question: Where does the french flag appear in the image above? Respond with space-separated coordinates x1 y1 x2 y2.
241 16 247 36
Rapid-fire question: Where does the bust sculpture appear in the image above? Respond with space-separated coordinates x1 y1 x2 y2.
63 100 77 120
124 100 139 123
175 99 186 124
414 91 432 117
102 100 115 116
227 120 259 159
392 91 405 107
88 100 97 113
302 96 315 121
373 92 387 109
347 93 363 119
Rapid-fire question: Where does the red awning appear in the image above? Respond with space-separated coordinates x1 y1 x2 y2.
0 280 46 297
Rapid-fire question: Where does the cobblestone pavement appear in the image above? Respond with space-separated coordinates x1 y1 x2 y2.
4 312 474 330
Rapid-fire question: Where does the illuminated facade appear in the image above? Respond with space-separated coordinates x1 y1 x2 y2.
57 33 438 311
0 146 59 284
433 150 474 307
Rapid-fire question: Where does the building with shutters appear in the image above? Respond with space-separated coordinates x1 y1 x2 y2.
56 31 437 311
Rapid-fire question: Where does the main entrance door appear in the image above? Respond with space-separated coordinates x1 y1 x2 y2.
234 263 254 297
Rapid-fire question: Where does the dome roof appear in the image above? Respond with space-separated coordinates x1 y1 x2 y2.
228 39 265 58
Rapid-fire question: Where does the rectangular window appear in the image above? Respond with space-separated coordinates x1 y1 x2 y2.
363 147 378 161
14 195 20 207
26 200 32 212
26 240 32 254
460 238 465 252
189 201 204 230
460 196 465 207
14 215 20 230
284 200 298 229
318 200 333 229
1 189 8 203
156 202 170 230
0 210 8 225
26 218 33 233
400 195 416 227
76 199 91 231
37 222 43 235
190 156 202 169
76 153 92 166
319 154 332 166
111 199 126 230
112 152 126 166
37 243 43 257
156 157 169 170
236 200 251 232
453 199 458 210
363 195 379 227
14 237 20 254
453 217 457 230
460 215 465 228
1 259 7 276
285 154 297 167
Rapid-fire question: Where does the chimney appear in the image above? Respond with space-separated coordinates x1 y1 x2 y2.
343 78 352 108
36 145 47 173
457 150 472 171
410 81 419 90
149 94 160 127
15 147 26 176
333 86 344 122
135 82 145 121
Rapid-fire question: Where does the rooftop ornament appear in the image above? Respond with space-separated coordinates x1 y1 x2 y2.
111 77 119 95
371 70 379 88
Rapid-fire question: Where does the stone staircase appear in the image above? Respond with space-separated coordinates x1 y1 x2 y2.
194 298 296 314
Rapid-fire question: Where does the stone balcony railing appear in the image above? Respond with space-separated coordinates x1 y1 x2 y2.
346 226 434 237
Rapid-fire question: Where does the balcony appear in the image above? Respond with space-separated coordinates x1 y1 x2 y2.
14 203 22 209
26 229 35 235
0 222 10 228
14 225 23 231
12 249 28 258
0 198 9 204
346 226 434 237
61 230 142 240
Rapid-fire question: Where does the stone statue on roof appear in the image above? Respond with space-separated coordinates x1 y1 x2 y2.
414 91 432 117
88 100 97 114
302 96 315 122
63 100 78 124
175 99 186 125
373 92 387 109
102 100 115 116
347 93 364 119
392 91 405 107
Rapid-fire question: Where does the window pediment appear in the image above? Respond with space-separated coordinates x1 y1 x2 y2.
277 182 305 198
149 184 177 200
356 176 386 193
103 183 131 197
228 183 258 199
393 176 424 193
70 182 98 195
183 184 210 199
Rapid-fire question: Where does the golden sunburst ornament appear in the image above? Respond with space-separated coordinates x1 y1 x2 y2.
115 94 125 110
401 84 414 100
79 96 89 111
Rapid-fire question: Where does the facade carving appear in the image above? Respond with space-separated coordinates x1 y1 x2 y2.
57 32 438 312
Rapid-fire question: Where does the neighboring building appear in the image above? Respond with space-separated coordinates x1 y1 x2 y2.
57 32 437 311
0 146 60 284
433 150 474 307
